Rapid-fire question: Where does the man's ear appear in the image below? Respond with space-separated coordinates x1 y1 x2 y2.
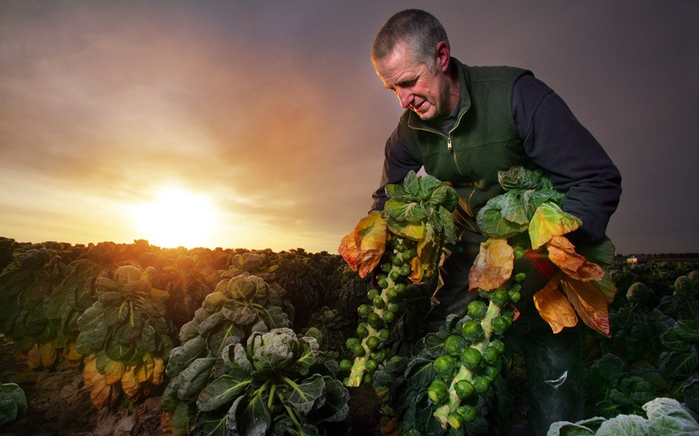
435 41 451 72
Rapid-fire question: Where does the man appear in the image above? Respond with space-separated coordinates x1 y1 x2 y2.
368 9 622 435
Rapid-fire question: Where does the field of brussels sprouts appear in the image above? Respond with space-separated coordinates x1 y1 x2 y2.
1 235 699 435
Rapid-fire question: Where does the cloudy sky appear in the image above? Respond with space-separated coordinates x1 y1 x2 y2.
1 0 698 255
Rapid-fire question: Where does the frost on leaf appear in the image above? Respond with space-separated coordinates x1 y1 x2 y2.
547 236 605 282
468 238 514 292
338 211 387 278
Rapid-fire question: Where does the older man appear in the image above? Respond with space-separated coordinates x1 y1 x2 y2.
368 8 622 435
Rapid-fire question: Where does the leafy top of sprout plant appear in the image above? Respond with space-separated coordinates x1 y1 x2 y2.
472 165 618 336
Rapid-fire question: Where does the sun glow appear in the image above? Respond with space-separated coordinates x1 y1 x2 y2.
132 186 219 248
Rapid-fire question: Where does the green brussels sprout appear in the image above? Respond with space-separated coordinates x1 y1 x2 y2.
394 243 406 253
378 278 389 289
367 288 380 300
363 373 372 384
472 375 490 393
461 320 484 342
491 316 510 335
356 324 369 338
457 404 478 422
366 335 380 351
365 358 379 373
400 263 412 276
482 345 500 365
514 272 527 282
447 412 465 429
357 304 373 319
383 310 396 324
454 379 475 400
392 256 403 267
387 302 400 312
433 355 457 380
340 359 353 372
490 288 509 307
394 283 407 294
352 343 366 357
373 296 386 309
461 347 482 370
389 270 401 282
381 262 392 273
489 339 505 354
386 288 399 301
346 337 360 349
508 289 521 303
367 313 381 328
483 364 500 381
372 348 387 362
377 329 390 343
428 379 449 404
444 335 467 357
467 300 488 319
400 251 412 262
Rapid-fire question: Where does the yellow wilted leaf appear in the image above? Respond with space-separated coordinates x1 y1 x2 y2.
338 212 387 278
63 341 82 362
533 276 578 333
560 278 611 337
104 359 125 386
529 203 581 249
136 353 154 384
26 344 41 369
121 367 140 399
83 354 98 387
468 238 514 292
39 342 57 368
547 236 605 281
149 356 165 385
89 373 113 409
408 256 424 283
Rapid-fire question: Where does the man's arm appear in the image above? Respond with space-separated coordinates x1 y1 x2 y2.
370 124 423 212
512 74 622 245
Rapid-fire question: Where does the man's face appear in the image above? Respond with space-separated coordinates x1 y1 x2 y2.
374 43 452 121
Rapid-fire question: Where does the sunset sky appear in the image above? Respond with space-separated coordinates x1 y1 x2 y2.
1 1 698 255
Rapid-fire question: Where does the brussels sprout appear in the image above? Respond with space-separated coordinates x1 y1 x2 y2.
491 316 510 335
357 304 373 319
371 349 387 362
378 278 389 289
366 336 380 351
373 297 386 309
389 271 401 282
489 339 505 354
482 345 500 365
367 313 381 328
461 347 482 370
381 262 392 273
491 288 509 307
392 256 403 267
387 302 400 312
447 412 465 429
377 329 390 343
346 337 360 349
444 335 467 357
457 404 478 422
514 272 527 283
340 359 353 372
352 343 366 357
472 375 490 393
386 288 399 301
363 373 372 384
394 283 407 295
400 251 412 262
508 289 521 303
461 320 484 342
367 288 380 300
356 324 369 338
365 358 379 373
383 310 396 324
400 263 412 276
428 379 449 404
454 379 475 400
467 300 488 319
483 364 500 381
433 355 457 380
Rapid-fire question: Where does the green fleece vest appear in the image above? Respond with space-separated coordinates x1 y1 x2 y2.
401 61 533 231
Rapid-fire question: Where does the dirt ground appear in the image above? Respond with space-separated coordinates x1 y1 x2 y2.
0 335 380 436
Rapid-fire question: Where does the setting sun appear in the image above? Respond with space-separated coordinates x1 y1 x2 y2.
132 186 219 248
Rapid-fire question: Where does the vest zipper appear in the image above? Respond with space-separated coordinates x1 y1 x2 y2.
447 137 453 151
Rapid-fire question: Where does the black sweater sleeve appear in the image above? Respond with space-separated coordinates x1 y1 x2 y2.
370 123 423 212
512 74 622 245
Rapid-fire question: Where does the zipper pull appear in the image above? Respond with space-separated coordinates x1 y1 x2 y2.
447 137 453 151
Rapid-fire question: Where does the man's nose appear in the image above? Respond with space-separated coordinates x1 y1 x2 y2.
395 88 412 109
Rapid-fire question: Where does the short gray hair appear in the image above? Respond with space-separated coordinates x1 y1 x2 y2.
371 9 449 72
